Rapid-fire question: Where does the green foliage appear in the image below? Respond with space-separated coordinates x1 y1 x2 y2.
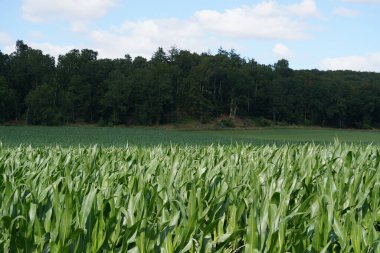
3 126 380 147
0 76 16 123
1 143 380 252
8 40 56 115
100 70 132 124
217 118 235 128
2 41 380 128
26 83 63 125
255 117 272 127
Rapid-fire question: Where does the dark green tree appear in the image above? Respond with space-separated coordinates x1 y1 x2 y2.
1 40 380 129
0 76 16 122
26 83 62 125
100 70 132 124
8 40 55 119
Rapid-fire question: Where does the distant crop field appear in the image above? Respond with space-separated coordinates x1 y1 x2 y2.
1 143 380 252
1 126 380 146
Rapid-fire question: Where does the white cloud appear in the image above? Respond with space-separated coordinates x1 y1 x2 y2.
114 19 201 40
320 53 380 72
3 45 15 55
0 32 12 46
71 21 89 33
195 0 318 40
22 0 117 23
16 0 320 60
0 33 13 54
90 0 319 58
287 0 319 17
273 43 293 59
91 29 156 59
91 18 224 58
333 7 360 17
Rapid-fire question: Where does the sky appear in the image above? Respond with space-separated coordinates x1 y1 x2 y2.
0 0 379 72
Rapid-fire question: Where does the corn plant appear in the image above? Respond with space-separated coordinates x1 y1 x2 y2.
0 143 380 252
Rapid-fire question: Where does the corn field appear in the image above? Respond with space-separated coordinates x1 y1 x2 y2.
1 143 380 252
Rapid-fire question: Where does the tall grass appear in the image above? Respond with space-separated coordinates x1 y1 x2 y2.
0 143 379 252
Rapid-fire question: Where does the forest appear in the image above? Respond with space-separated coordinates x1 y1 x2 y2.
0 40 380 128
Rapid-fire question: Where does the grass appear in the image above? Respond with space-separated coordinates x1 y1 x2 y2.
198 128 380 143
1 125 380 146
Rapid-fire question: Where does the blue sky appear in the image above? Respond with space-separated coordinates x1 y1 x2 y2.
0 0 379 71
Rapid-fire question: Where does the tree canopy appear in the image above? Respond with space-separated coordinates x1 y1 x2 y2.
1 40 380 128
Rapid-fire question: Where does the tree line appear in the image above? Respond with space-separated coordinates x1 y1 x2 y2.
0 40 380 128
